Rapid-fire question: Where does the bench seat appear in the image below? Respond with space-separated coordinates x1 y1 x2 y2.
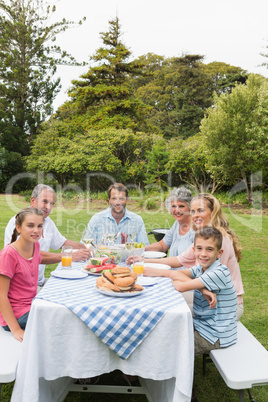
0 326 21 399
205 322 268 400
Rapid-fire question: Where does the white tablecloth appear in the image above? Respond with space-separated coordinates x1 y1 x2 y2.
11 270 194 402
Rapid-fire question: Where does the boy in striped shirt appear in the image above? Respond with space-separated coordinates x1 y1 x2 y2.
172 226 237 356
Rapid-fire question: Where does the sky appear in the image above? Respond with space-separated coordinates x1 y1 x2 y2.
52 0 268 109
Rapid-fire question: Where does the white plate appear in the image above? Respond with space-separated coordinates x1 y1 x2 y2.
81 267 102 276
96 286 145 297
144 263 171 270
144 251 166 259
51 270 88 279
137 276 157 286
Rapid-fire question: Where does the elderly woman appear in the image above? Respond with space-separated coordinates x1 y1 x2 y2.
145 187 195 257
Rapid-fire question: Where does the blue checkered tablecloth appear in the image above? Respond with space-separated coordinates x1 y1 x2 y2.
36 262 186 359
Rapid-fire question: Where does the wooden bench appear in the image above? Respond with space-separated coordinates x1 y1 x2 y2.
203 322 268 401
0 326 21 400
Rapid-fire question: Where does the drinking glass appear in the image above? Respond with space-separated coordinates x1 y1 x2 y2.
61 246 73 268
132 248 144 276
81 229 94 249
129 232 137 242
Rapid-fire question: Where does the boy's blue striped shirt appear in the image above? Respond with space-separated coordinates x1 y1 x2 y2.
191 260 237 347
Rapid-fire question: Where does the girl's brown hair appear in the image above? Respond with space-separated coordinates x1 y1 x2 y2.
191 193 242 262
11 207 44 243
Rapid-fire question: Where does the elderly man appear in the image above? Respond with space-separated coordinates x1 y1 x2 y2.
4 184 90 286
84 183 149 245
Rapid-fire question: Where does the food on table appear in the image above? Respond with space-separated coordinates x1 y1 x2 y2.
94 247 123 264
83 262 116 274
95 268 144 293
114 276 135 290
121 233 128 243
134 242 145 249
96 277 121 292
111 266 131 278
129 271 138 281
90 257 109 266
130 283 144 292
102 271 115 284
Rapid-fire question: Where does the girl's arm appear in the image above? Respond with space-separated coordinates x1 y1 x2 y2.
0 275 24 342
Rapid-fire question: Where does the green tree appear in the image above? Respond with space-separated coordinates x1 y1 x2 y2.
131 54 248 139
0 0 85 155
144 136 169 189
166 134 222 193
200 74 268 202
203 61 247 95
57 17 151 132
26 120 152 187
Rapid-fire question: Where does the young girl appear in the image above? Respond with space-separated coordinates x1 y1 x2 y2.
145 193 244 319
0 207 44 342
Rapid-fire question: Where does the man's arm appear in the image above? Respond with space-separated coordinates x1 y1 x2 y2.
63 239 86 249
40 248 91 265
4 217 15 246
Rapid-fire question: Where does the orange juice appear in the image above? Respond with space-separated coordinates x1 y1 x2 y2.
133 264 143 275
62 256 72 267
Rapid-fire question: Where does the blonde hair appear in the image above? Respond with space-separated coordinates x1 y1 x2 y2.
11 207 44 243
191 193 242 261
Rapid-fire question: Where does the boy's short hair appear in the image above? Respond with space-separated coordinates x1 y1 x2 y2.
107 183 128 199
194 227 223 250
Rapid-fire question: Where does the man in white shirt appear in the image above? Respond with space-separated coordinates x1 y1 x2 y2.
5 184 90 286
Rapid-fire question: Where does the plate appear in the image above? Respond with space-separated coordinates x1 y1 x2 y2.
137 276 157 286
81 267 102 276
144 263 171 270
96 286 145 297
51 270 88 279
144 251 166 259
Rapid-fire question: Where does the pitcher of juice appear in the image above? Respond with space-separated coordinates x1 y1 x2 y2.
61 246 73 268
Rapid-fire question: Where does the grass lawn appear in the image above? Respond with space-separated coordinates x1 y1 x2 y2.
0 194 267 401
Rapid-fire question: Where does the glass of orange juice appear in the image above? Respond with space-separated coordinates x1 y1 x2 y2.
61 246 73 268
132 248 144 276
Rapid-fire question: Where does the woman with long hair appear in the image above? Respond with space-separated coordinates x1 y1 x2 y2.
145 193 244 319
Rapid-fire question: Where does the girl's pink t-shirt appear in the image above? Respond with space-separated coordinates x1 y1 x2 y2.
177 235 244 304
0 242 41 326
